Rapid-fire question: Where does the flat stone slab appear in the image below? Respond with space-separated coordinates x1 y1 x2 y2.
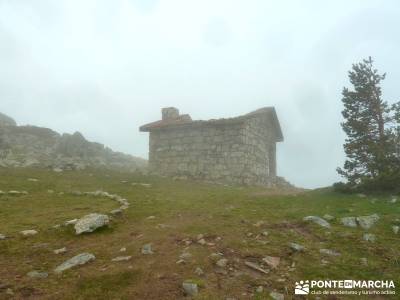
74 213 109 234
303 216 331 228
54 253 95 273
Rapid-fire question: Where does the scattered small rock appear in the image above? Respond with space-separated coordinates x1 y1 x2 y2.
182 281 198 296
141 243 153 255
253 221 265 227
210 252 223 261
6 288 14 295
216 258 228 268
303 216 331 228
323 214 335 221
270 291 284 300
27 178 39 182
392 226 399 234
357 193 367 198
256 286 263 293
262 256 280 269
194 267 204 276
0 234 6 240
389 196 397 203
8 190 28 196
146 216 156 220
110 209 123 216
197 238 206 245
180 252 193 261
111 256 132 262
27 271 48 279
54 253 95 273
32 242 49 249
20 230 38 236
360 257 368 266
120 247 126 252
319 249 341 256
54 247 67 254
289 242 304 252
64 219 78 226
261 231 269 237
341 217 357 228
74 213 109 234
363 233 376 242
244 261 269 274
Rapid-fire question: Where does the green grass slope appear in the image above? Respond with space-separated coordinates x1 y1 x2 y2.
0 168 399 299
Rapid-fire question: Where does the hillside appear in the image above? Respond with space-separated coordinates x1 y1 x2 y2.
0 112 147 171
0 168 399 299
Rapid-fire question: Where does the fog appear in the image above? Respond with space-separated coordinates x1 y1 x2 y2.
1 0 399 188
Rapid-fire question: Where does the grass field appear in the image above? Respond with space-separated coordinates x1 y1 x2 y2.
0 168 399 299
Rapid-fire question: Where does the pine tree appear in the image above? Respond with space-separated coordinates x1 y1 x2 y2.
337 57 399 187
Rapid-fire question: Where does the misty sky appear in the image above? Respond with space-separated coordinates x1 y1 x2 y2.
1 0 399 188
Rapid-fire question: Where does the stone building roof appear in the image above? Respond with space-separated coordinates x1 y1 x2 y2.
139 107 283 142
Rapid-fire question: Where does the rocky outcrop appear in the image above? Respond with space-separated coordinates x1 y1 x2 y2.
0 112 16 127
0 113 147 171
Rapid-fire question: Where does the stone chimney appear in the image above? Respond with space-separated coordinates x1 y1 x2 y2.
162 107 179 120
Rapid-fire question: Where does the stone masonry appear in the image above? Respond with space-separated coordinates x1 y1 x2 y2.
140 107 283 185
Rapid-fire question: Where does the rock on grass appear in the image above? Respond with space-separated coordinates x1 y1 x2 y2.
20 230 38 236
363 233 376 242
27 271 48 279
319 249 341 256
357 214 379 230
289 242 304 252
303 216 331 228
341 217 357 228
54 253 95 274
270 291 284 300
182 282 198 296
141 243 153 255
74 213 109 235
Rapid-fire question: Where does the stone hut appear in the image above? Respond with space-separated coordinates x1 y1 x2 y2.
140 107 283 185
